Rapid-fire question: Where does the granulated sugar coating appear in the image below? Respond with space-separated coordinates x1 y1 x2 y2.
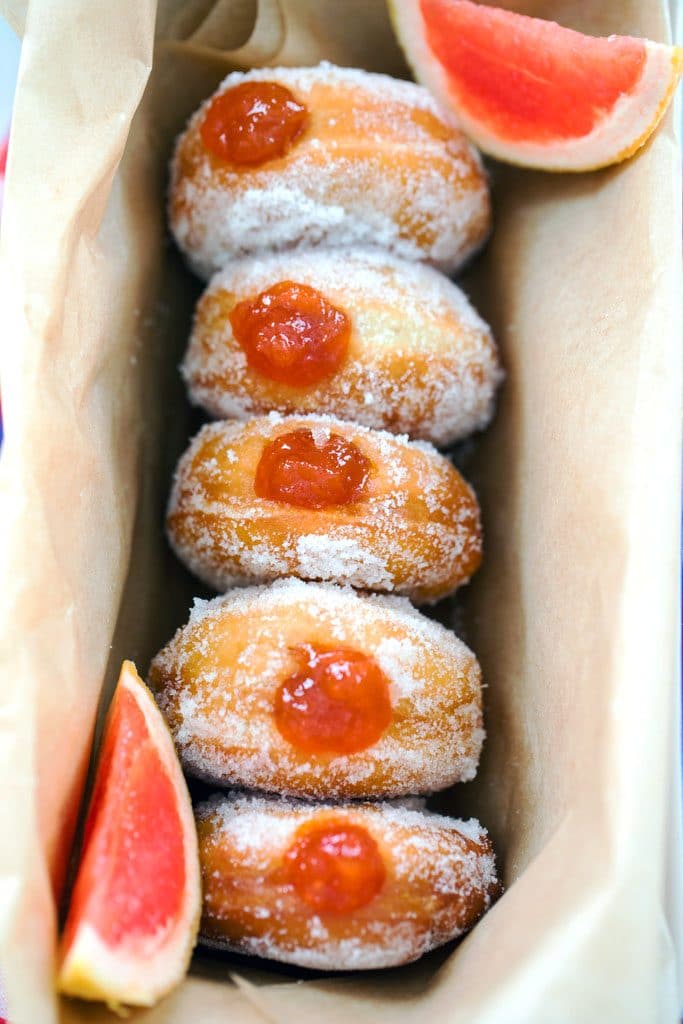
148 579 484 799
183 248 504 446
165 414 483 603
195 791 498 970
169 63 491 279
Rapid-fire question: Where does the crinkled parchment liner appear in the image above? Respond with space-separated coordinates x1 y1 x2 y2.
0 2 680 1022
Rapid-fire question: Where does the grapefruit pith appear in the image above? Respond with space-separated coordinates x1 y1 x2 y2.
389 0 683 171
58 661 201 1008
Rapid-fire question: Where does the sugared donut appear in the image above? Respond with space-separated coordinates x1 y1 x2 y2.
166 414 482 603
196 792 498 970
148 579 483 799
182 249 503 446
169 63 491 279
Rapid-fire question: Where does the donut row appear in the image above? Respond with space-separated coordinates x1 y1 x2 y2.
196 793 498 971
159 62 500 970
149 580 483 800
169 63 491 279
166 414 482 602
170 63 503 448
182 248 503 447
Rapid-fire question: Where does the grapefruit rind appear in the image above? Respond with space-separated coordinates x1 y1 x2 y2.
57 662 201 1008
388 0 683 172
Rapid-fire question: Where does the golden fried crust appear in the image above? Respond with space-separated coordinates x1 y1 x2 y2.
196 793 498 970
183 249 503 446
166 415 482 603
148 580 483 799
169 64 491 279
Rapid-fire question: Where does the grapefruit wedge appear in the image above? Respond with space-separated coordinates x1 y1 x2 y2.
389 0 683 171
58 661 201 1008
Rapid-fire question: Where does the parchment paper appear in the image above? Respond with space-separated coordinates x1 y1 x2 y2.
0 2 680 1023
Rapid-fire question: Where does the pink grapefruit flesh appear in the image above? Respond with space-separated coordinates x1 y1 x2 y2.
58 661 201 1008
389 0 683 171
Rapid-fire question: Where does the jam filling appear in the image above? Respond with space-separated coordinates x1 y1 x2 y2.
200 81 308 165
282 820 386 914
230 281 350 387
254 428 371 509
274 644 392 755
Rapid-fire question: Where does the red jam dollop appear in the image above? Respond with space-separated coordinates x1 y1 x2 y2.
200 81 308 165
229 281 351 387
274 644 392 755
282 820 386 914
254 428 371 509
